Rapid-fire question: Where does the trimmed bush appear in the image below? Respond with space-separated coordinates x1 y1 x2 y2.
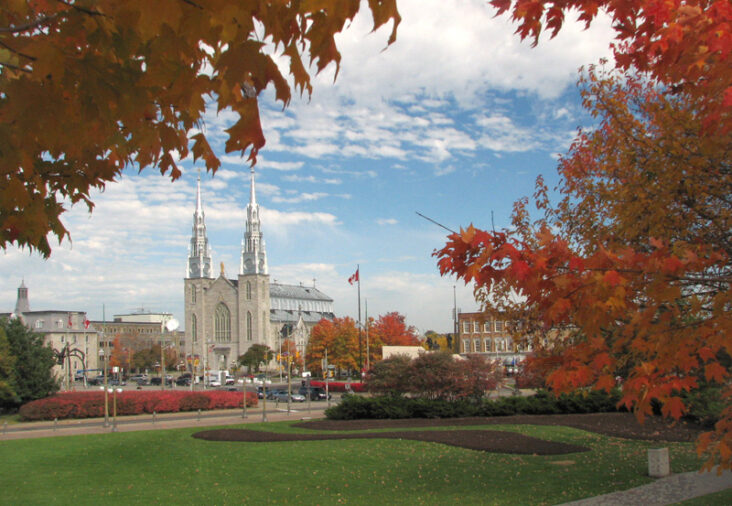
326 389 624 420
18 390 258 421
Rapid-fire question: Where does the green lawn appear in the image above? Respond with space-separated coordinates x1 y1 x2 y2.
0 421 707 505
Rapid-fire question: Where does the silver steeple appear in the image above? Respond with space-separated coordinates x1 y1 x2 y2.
187 171 213 278
240 168 268 275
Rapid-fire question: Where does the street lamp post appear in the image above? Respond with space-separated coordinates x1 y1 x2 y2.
241 378 248 419
110 387 122 432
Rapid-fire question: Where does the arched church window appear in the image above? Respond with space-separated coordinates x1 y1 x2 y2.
214 303 231 342
246 281 252 300
246 312 252 341
191 314 197 343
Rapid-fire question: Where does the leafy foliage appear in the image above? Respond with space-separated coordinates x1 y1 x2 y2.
363 354 413 395
238 343 273 373
18 389 257 421
490 0 731 132
366 312 421 363
325 389 624 420
0 325 18 410
306 316 359 375
364 351 503 400
0 0 400 256
436 65 731 470
0 317 58 410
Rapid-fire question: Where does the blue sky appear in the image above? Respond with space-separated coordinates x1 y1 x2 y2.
1 0 615 334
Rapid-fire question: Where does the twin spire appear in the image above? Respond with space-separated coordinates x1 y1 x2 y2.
186 167 267 279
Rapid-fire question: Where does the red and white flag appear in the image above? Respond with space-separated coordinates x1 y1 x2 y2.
67 313 73 328
84 319 90 329
348 268 359 285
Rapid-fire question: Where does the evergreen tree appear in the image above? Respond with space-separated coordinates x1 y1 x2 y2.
0 325 19 411
1 318 58 408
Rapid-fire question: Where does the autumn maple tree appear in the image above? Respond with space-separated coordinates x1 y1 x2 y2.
0 0 400 256
305 317 359 376
437 63 731 470
436 0 731 471
366 311 420 364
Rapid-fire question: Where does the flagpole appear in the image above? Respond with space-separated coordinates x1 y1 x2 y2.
357 264 362 373
365 299 369 371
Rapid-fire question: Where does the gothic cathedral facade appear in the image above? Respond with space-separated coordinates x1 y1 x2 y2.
184 169 334 373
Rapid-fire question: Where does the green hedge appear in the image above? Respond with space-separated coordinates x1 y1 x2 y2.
325 389 624 420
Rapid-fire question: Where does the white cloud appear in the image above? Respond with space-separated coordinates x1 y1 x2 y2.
377 218 398 225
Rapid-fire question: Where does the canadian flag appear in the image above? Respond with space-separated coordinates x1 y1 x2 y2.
84 319 90 329
348 268 359 285
67 313 73 328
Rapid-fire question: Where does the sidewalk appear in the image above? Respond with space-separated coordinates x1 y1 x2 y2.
0 403 329 440
560 468 732 505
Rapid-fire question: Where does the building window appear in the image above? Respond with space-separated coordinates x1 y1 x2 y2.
247 312 253 341
462 321 470 333
246 281 252 300
61 336 65 343
473 321 480 333
191 285 196 304
462 339 469 353
495 320 504 332
484 321 491 332
484 338 491 352
34 320 43 329
191 314 198 343
474 338 481 353
496 338 506 351
56 319 63 329
214 303 231 342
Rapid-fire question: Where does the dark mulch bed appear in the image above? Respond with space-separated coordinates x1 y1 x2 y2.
192 412 704 456
295 413 704 442
192 428 590 455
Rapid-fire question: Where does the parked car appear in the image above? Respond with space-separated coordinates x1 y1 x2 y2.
129 374 149 385
150 376 173 386
268 390 305 403
298 386 331 401
88 375 105 386
175 376 191 386
109 378 126 386
256 386 265 399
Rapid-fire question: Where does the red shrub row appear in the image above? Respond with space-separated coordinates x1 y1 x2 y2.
309 381 365 393
18 390 258 421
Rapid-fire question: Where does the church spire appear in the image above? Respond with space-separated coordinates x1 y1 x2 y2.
14 279 30 316
240 168 268 275
187 171 212 278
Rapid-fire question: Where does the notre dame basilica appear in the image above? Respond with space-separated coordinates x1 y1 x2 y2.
184 169 334 372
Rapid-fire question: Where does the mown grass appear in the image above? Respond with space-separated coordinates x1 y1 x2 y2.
0 420 707 505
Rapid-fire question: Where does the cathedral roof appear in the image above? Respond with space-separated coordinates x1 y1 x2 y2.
270 309 335 324
269 283 333 302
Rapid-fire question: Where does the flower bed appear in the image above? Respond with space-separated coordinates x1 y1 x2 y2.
18 390 258 421
309 381 366 393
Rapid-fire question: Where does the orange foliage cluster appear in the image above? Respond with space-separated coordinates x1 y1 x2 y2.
437 66 731 471
0 0 400 256
435 0 732 472
490 0 731 130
